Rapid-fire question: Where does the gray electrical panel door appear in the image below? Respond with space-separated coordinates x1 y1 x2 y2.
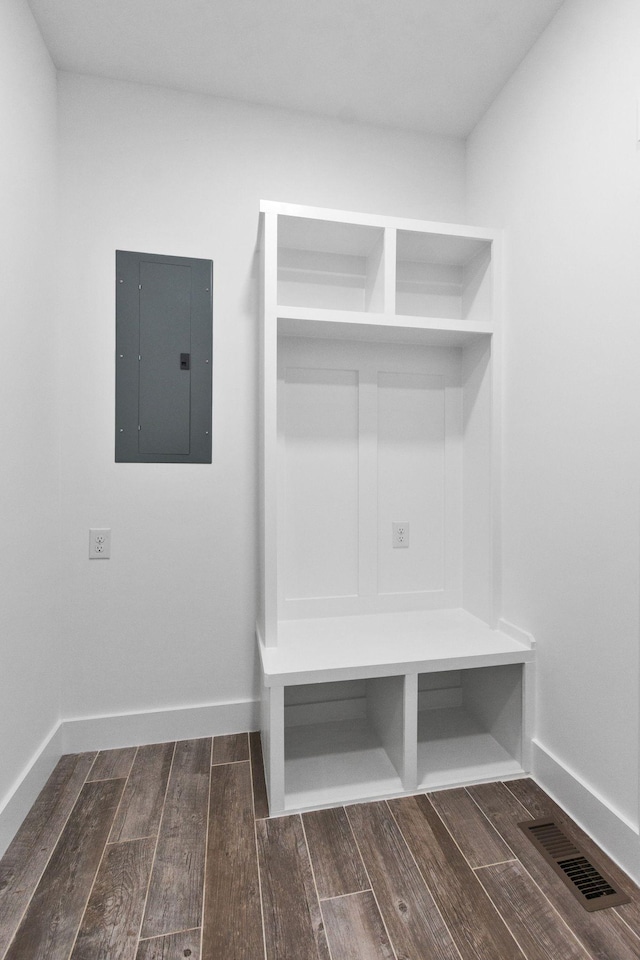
116 251 212 463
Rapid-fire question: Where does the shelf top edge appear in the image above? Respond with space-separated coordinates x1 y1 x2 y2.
258 609 534 686
259 200 501 241
275 306 493 333
260 650 534 687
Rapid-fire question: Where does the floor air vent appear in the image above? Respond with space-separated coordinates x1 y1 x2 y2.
518 818 630 912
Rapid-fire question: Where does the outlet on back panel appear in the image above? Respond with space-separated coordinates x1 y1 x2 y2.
89 528 111 559
392 521 410 548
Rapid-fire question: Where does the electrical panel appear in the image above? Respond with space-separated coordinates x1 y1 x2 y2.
115 250 212 463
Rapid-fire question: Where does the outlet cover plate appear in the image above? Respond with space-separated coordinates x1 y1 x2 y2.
89 528 111 559
392 521 409 548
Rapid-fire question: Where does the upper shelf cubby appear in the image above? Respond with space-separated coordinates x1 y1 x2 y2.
395 230 492 323
277 215 385 313
262 200 499 336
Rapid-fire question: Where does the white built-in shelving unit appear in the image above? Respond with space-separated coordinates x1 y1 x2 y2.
257 200 535 815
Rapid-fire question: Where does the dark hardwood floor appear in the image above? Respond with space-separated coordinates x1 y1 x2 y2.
0 733 639 960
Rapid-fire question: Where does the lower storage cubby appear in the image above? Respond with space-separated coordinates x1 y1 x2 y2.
260 617 534 813
283 675 406 810
417 663 524 788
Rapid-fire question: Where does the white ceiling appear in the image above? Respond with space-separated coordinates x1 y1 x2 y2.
28 0 566 138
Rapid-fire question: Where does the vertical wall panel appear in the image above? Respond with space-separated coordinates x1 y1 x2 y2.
277 339 465 616
282 367 359 600
377 372 445 595
461 341 493 622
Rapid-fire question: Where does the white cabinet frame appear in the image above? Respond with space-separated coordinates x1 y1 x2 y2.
257 200 533 815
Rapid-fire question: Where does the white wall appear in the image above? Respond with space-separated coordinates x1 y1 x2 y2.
467 0 640 834
56 73 465 723
0 0 59 812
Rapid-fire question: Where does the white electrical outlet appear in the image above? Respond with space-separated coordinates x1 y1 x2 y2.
392 521 409 548
89 528 111 559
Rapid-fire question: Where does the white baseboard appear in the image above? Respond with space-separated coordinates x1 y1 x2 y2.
61 698 260 754
532 738 640 884
0 697 260 859
0 722 65 859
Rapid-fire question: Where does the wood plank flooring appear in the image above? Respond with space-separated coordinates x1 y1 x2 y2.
1 737 640 960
